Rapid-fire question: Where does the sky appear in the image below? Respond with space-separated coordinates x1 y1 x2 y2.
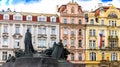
0 0 119 13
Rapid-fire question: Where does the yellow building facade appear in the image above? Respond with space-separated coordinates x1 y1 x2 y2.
85 5 120 67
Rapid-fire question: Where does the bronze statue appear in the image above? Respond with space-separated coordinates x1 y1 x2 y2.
52 40 64 59
45 40 70 60
24 29 35 56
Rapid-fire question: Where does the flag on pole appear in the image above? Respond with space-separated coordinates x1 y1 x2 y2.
98 33 103 48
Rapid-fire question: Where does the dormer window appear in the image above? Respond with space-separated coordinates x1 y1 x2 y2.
3 14 9 20
51 16 56 22
13 13 22 20
26 15 32 21
38 15 46 22
108 13 118 18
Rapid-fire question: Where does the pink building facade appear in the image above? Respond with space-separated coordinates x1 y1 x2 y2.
58 2 86 67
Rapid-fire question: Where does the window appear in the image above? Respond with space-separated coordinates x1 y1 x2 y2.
111 52 117 61
90 19 94 24
109 30 117 36
93 30 95 36
64 19 67 24
63 28 67 34
43 27 46 34
79 19 81 24
51 40 55 47
100 30 105 36
26 15 32 21
38 27 42 34
14 40 20 48
71 39 74 46
63 40 67 46
108 13 118 18
38 27 46 34
3 38 8 46
102 52 105 60
3 14 9 20
71 53 74 61
38 15 46 22
109 20 117 26
89 40 96 48
71 19 74 24
79 29 82 35
89 29 96 36
89 52 96 61
51 27 56 35
110 40 117 48
13 13 22 20
15 27 20 34
38 39 46 47
89 29 92 36
2 52 7 61
101 20 104 25
3 26 8 33
71 29 74 35
51 16 56 22
78 40 82 47
27 26 32 33
79 53 82 61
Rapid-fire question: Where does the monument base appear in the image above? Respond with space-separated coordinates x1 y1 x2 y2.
2 57 73 67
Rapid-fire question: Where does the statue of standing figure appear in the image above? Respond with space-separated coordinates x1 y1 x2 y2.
46 40 70 60
52 40 64 59
24 29 35 56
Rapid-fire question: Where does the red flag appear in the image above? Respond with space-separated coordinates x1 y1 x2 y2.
99 34 103 48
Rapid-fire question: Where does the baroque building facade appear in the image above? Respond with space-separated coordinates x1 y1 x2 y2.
58 2 86 67
0 11 59 66
85 5 120 67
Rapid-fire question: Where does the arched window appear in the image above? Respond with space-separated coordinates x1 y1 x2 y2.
111 52 117 61
79 53 82 61
79 19 81 24
90 19 94 24
3 14 9 20
79 29 82 35
108 13 118 18
89 52 96 61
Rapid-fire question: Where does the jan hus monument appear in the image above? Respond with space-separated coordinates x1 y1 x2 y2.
2 29 73 67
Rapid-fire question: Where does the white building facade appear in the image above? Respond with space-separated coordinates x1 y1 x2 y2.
0 12 60 65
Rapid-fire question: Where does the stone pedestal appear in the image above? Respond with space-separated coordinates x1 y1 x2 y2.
2 57 58 67
2 57 73 67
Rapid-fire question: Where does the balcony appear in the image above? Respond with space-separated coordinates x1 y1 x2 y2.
105 47 120 51
89 47 96 50
37 34 47 38
2 33 9 38
13 33 22 39
108 36 118 40
99 60 120 67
